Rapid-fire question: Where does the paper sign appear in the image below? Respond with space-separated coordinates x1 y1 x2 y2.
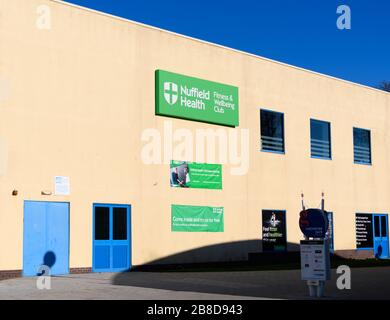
300 240 331 281
54 176 70 196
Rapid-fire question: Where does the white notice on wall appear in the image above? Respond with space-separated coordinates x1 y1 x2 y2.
54 176 70 196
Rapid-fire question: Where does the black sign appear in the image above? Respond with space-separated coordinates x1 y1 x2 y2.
262 210 287 252
356 213 373 248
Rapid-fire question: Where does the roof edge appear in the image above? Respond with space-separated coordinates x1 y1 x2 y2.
53 0 389 96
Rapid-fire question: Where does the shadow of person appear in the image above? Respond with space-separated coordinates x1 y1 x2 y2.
375 245 383 259
37 251 57 276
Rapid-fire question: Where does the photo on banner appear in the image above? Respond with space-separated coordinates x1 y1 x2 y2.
170 160 222 189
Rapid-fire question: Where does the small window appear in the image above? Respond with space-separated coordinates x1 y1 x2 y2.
353 128 371 165
113 207 127 240
95 206 110 240
374 216 381 238
310 119 331 159
381 216 388 237
260 109 285 153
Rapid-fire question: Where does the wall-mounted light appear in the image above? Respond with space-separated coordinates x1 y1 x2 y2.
41 190 52 196
12 190 18 196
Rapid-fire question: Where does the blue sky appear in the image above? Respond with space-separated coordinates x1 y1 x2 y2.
63 0 390 88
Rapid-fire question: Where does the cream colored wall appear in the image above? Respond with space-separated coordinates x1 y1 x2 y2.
0 0 389 270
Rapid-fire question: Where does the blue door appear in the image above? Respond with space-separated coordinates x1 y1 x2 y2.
23 201 69 276
93 204 131 272
373 214 389 259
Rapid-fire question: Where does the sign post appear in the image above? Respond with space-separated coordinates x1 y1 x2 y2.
299 193 331 298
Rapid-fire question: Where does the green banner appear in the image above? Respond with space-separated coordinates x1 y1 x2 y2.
172 205 224 232
170 160 222 189
155 70 239 127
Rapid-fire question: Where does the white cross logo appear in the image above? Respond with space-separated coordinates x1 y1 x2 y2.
164 82 178 105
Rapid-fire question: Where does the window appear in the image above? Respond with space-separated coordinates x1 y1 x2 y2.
374 216 381 237
94 206 110 240
353 128 371 165
113 207 127 240
381 216 388 237
260 109 285 153
310 119 331 159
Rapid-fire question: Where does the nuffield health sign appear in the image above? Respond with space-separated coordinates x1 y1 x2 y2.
155 70 239 127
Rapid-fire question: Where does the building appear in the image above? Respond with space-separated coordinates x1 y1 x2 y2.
0 0 389 278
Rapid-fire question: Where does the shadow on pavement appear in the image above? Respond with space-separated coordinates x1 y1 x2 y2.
111 240 390 300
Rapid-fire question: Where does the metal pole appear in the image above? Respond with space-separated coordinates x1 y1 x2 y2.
318 192 326 298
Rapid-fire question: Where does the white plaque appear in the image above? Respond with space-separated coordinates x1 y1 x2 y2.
54 176 70 196
300 240 330 281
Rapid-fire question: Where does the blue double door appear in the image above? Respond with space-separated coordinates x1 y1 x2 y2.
23 201 69 276
93 204 131 272
373 214 389 259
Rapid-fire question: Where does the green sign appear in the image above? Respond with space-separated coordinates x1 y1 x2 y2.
172 205 224 232
170 160 222 189
155 70 239 127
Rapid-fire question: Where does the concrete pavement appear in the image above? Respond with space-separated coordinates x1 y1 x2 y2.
0 267 389 300
0 273 266 300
